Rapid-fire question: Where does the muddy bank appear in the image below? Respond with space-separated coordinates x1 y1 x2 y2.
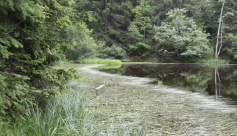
71 64 237 135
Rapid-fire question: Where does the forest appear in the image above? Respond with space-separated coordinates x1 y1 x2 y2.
0 0 237 134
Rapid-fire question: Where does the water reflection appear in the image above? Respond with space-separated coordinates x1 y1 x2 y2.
215 67 221 100
99 64 237 104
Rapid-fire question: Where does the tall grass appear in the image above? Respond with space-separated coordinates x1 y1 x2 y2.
79 59 122 66
2 88 102 136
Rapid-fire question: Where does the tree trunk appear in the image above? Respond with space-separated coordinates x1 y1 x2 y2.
215 1 225 59
218 19 224 57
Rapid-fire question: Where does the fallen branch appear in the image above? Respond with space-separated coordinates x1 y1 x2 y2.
95 85 105 90
31 90 43 93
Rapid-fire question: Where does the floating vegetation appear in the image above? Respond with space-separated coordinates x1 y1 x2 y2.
77 64 237 135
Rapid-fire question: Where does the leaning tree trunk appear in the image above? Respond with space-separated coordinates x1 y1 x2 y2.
215 67 221 100
215 1 225 59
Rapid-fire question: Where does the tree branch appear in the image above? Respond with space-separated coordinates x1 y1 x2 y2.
7 21 23 34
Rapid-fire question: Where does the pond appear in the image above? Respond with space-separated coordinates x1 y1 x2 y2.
98 64 237 106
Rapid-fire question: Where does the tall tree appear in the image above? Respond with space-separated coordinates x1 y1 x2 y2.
154 8 212 62
215 0 225 59
127 0 152 58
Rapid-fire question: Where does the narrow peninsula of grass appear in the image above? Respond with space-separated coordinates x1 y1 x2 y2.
79 58 122 66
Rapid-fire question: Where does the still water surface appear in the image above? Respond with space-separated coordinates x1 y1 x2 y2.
99 64 237 105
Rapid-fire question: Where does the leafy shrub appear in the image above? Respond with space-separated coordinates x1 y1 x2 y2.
97 43 125 59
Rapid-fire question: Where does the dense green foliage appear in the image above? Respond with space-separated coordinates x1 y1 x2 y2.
70 0 237 62
0 0 84 121
154 8 212 62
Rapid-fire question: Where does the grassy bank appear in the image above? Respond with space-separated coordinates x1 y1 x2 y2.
78 59 122 66
196 59 229 64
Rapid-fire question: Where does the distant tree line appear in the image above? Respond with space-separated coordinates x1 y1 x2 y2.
73 0 237 62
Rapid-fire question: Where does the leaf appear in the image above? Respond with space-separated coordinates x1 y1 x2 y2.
68 0 75 6
0 25 5 31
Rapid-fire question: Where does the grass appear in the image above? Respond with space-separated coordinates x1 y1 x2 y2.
207 59 229 64
1 88 102 136
79 58 122 66
196 59 229 64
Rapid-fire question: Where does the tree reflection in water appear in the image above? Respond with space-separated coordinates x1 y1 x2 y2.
215 67 221 100
99 64 237 104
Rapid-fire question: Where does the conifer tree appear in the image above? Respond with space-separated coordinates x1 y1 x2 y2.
127 0 152 58
0 0 81 121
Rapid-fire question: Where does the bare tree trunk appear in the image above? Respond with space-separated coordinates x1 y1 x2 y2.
218 20 224 57
215 1 225 59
